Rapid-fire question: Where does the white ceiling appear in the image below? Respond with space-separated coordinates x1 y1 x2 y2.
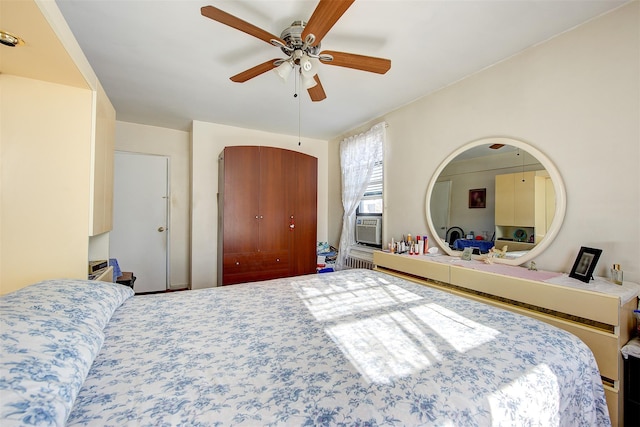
55 0 627 141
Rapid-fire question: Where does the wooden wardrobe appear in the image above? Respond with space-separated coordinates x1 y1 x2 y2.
218 146 317 285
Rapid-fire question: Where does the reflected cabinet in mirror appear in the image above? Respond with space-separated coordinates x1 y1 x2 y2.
425 137 566 266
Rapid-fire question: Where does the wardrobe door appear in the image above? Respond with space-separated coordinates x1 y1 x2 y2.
289 152 318 276
223 146 260 254
257 147 290 277
220 146 260 285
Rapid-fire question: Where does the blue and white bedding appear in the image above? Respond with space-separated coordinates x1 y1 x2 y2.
0 280 134 426
1 270 610 426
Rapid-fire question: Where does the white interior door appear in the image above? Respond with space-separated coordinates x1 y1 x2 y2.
111 152 169 293
431 181 451 241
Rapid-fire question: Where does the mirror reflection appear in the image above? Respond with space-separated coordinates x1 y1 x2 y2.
426 137 566 266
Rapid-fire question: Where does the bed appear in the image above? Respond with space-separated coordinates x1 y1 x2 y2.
1 269 610 426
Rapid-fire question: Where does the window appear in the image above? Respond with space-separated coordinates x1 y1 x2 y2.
357 160 383 215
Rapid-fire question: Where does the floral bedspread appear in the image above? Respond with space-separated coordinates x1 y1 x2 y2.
1 280 134 426
66 269 609 426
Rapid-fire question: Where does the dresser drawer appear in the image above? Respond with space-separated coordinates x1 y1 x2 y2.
222 251 291 285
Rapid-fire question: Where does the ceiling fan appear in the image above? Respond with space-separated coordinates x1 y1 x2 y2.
201 0 391 102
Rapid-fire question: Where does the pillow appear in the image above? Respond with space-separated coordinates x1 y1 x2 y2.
0 279 134 332
0 280 134 426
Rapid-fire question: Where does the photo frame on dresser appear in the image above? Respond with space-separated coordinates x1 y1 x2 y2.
569 246 602 283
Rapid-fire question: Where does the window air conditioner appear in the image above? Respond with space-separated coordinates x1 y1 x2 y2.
355 216 382 246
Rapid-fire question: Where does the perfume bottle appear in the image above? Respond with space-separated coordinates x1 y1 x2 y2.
611 264 623 285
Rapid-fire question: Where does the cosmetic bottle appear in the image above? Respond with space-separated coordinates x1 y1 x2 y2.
611 264 623 285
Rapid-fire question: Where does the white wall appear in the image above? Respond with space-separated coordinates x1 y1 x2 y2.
329 3 639 282
191 121 329 289
114 121 191 288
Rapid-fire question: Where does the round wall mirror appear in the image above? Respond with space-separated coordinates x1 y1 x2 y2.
425 137 566 266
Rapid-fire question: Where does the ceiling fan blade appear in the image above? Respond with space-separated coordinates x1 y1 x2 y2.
320 50 391 74
301 0 355 46
230 59 280 83
307 75 327 102
201 5 286 46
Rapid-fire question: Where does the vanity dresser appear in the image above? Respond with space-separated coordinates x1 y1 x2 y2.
374 251 638 426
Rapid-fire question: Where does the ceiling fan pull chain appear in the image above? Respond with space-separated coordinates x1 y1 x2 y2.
293 65 299 98
298 70 302 146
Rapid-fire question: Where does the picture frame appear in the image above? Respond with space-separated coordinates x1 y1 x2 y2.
569 246 602 283
469 188 486 208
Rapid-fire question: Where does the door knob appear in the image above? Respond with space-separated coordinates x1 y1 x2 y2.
158 227 165 232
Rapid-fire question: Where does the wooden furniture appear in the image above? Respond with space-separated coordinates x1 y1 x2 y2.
93 266 114 282
495 171 535 227
625 351 640 426
115 271 136 289
373 251 638 426
90 82 116 236
218 146 317 285
494 171 556 250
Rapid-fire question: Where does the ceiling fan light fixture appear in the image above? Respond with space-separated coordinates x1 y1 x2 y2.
201 2 390 101
274 60 294 82
300 54 319 77
302 73 318 89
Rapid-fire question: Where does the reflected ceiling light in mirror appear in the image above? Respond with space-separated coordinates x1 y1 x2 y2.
425 137 566 266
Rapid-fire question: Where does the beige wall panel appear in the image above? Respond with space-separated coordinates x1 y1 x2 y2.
1 75 92 294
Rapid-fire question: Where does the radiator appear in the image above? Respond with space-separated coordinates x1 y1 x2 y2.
345 255 374 270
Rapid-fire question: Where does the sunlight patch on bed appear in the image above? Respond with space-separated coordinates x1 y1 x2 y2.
325 312 442 383
296 278 422 321
488 363 560 424
410 304 500 353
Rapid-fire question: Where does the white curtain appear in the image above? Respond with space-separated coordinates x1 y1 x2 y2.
336 122 385 270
